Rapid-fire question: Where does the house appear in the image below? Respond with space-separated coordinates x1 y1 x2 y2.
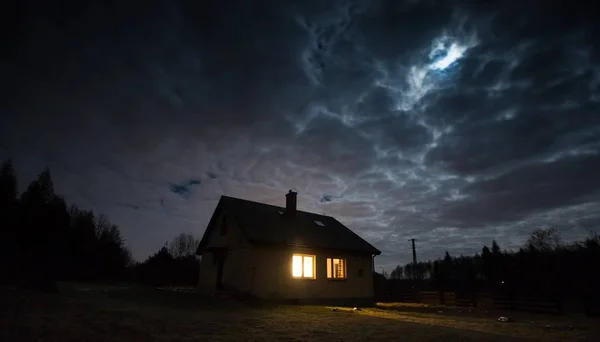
195 190 382 306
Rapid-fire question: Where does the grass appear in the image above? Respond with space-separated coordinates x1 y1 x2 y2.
1 283 598 341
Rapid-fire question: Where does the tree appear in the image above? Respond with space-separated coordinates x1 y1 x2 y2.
481 245 493 285
0 159 17 207
583 232 600 250
96 222 132 279
491 240 501 255
390 265 404 279
378 268 389 279
45 195 70 281
168 233 199 258
68 206 98 280
137 244 174 286
1 159 133 286
17 168 60 291
0 159 18 284
377 230 600 311
66 207 132 281
526 227 561 252
20 168 54 207
443 251 452 263
438 251 453 290
482 245 491 258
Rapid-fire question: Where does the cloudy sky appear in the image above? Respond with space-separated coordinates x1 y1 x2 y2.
2 0 599 271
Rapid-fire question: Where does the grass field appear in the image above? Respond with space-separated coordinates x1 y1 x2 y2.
1 283 599 341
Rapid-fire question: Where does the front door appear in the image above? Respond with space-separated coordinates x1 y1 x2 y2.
212 247 228 291
216 255 225 290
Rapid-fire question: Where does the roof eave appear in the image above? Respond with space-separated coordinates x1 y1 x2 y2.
250 240 381 255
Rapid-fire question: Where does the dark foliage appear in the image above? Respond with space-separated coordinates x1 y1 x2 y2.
0 159 132 289
131 238 200 287
0 158 202 290
384 232 600 315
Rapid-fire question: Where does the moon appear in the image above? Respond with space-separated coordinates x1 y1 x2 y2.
430 42 467 70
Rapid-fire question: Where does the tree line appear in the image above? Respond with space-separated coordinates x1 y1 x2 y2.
383 228 600 303
130 233 200 287
0 159 200 291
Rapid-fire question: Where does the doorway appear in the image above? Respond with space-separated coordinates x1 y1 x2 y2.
212 247 228 290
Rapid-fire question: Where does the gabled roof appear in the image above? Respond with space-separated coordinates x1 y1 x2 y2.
196 195 381 255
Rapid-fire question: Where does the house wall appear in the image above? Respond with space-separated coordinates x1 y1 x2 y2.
247 245 375 304
197 213 376 305
197 212 250 293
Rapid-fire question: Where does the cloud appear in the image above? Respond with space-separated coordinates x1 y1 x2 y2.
1 0 599 271
439 155 600 226
169 179 202 197
123 204 140 210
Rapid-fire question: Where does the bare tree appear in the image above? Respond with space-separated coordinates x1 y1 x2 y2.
95 214 111 239
390 265 404 279
168 233 199 258
526 227 561 252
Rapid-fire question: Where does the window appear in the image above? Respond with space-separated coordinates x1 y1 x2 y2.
220 217 228 236
326 258 346 279
314 220 325 227
292 254 315 279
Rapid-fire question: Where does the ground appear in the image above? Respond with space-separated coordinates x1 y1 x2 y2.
1 283 599 341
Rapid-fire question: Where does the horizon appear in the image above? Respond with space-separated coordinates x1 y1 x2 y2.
2 162 596 275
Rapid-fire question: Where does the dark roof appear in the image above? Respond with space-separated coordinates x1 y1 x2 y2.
197 195 381 255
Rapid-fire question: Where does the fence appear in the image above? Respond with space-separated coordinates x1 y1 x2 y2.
377 290 571 315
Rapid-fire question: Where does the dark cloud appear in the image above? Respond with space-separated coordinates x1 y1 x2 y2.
439 154 600 227
320 195 333 203
124 204 140 210
2 0 599 270
169 179 202 197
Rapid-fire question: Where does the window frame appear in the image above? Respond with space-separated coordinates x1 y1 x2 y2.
326 257 347 280
291 253 316 280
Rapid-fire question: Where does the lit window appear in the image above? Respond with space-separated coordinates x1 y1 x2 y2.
326 258 346 279
292 254 315 279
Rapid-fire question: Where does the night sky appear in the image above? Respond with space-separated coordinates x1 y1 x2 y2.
2 1 600 271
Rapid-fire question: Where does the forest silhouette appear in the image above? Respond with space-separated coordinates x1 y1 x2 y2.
377 230 600 315
0 158 199 290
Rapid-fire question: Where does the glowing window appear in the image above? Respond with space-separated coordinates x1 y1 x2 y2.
326 258 346 279
292 254 315 279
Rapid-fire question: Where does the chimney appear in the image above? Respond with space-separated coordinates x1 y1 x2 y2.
285 190 297 215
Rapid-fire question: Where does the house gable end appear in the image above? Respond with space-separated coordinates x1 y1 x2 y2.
196 197 249 255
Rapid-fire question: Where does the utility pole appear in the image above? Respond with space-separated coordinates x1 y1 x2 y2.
409 238 417 265
408 239 417 281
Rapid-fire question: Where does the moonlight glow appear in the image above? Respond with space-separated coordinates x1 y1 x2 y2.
431 42 468 70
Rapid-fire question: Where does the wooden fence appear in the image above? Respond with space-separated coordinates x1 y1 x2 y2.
379 291 568 315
